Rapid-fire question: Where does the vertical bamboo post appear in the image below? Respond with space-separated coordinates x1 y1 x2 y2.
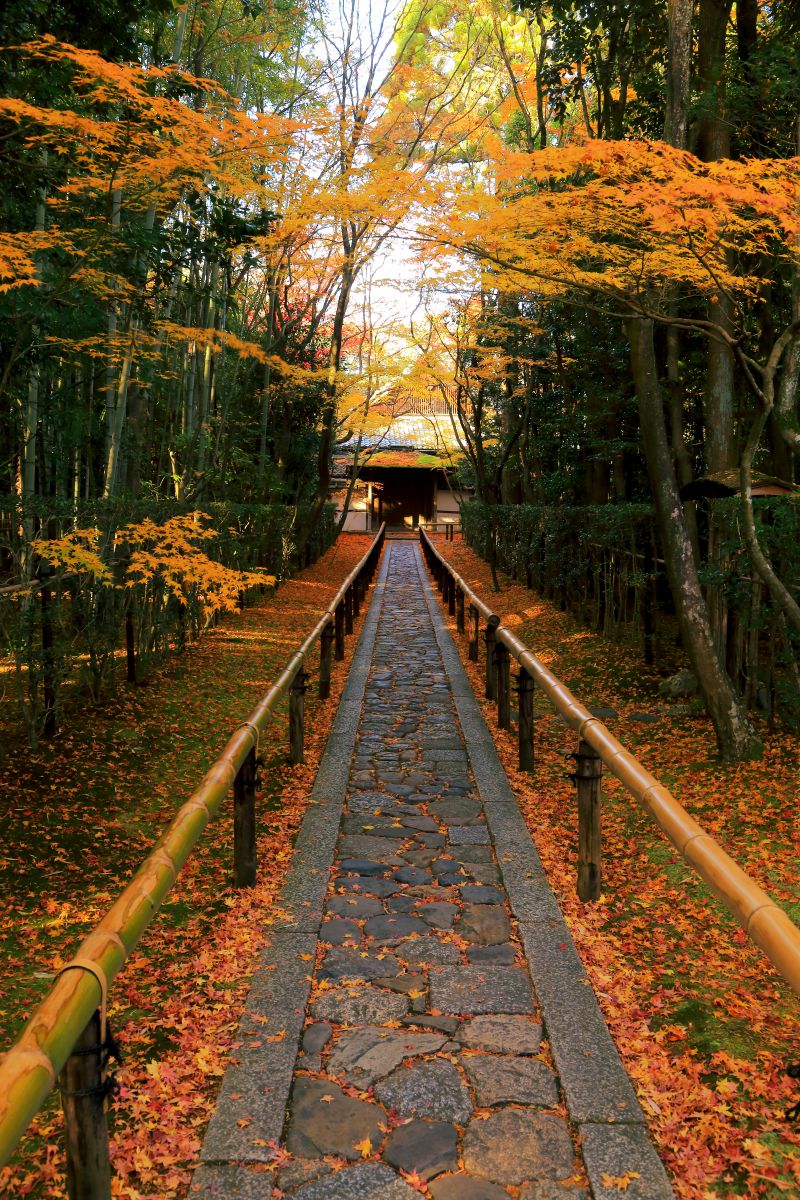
484 615 499 700
576 738 602 901
352 573 361 618
447 574 456 617
456 585 465 634
289 666 308 764
518 667 535 772
40 564 57 737
468 604 479 661
59 1010 111 1200
233 745 258 887
319 619 334 700
334 600 345 660
496 640 510 729
345 585 354 635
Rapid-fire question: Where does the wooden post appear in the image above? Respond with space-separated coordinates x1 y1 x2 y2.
289 667 308 764
456 585 465 634
518 667 535 772
334 600 345 660
468 604 479 661
59 1010 112 1200
319 619 334 699
484 615 499 700
448 574 456 617
575 738 602 901
496 640 510 729
234 745 257 887
345 585 354 634
352 574 361 618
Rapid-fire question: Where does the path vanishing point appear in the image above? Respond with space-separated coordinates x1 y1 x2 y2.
192 541 676 1200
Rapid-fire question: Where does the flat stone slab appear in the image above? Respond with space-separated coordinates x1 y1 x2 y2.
462 1054 559 1107
328 895 385 919
338 878 399 898
396 937 461 965
286 1077 385 1160
374 1059 473 1123
456 1015 542 1055
462 1110 575 1185
429 798 482 821
364 913 429 942
448 825 490 845
429 966 534 1014
321 918 361 944
327 1027 447 1086
580 1122 675 1200
455 904 511 945
383 1119 459 1181
429 1175 512 1199
519 1185 589 1200
311 986 409 1025
292 1162 420 1199
340 858 391 877
417 901 459 929
320 949 401 981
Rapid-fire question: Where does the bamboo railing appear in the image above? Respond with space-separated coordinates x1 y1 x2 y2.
0 524 385 1191
420 527 800 1000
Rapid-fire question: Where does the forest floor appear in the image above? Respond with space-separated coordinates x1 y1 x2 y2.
430 535 800 1200
0 532 375 1199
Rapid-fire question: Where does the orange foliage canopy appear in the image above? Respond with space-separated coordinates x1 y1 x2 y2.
431 138 800 313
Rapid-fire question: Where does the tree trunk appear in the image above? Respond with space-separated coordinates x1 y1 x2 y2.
627 317 761 761
664 0 692 149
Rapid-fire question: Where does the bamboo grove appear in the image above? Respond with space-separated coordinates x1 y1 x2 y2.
1 0 799 759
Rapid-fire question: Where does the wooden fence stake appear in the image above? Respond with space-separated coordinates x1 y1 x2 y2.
484 615 500 700
59 1010 112 1200
496 641 510 729
576 737 602 901
334 600 345 661
456 586 465 634
289 667 309 764
352 575 361 618
345 585 354 635
319 619 334 699
518 668 535 772
447 575 456 617
233 745 258 887
468 604 479 661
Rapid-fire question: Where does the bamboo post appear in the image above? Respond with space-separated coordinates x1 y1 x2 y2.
456 585 465 634
496 641 510 729
345 585 353 635
233 745 258 887
484 615 499 700
334 600 345 661
59 1010 111 1200
40 564 56 737
518 667 535 772
447 574 456 617
289 666 308 765
352 574 361 618
576 738 602 901
319 619 334 700
468 604 479 661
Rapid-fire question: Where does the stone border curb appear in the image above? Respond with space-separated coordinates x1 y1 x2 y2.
193 547 392 1187
413 547 675 1200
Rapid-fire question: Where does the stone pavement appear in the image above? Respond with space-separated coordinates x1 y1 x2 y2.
193 543 675 1200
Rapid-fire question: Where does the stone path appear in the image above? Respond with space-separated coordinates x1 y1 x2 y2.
194 543 675 1200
